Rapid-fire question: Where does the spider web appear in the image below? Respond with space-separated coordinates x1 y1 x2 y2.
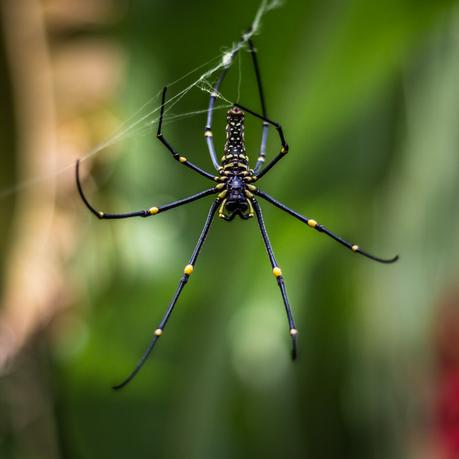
0 0 282 200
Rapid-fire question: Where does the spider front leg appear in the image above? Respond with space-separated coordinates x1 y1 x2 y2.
205 36 269 172
256 189 399 264
253 199 298 359
157 86 215 180
113 200 220 390
234 102 288 180
76 159 217 219
247 38 270 174
205 65 230 170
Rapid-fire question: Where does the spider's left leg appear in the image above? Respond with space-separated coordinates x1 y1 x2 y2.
77 159 217 219
252 199 298 359
157 87 215 181
113 200 220 390
234 103 288 181
205 65 231 170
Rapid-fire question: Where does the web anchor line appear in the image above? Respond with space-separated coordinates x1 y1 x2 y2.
0 0 281 202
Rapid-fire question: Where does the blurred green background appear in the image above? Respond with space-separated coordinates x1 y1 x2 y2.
1 0 459 458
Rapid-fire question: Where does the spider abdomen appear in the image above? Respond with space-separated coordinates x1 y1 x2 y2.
223 107 248 161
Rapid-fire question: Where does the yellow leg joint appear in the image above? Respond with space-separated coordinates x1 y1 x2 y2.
154 328 163 336
352 245 359 252
204 130 213 137
307 219 317 228
290 328 298 336
215 183 225 190
149 207 159 215
218 199 227 218
247 199 255 218
273 267 282 278
98 211 104 218
184 264 194 275
179 156 187 163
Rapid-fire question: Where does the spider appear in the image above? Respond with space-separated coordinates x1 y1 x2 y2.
76 34 398 390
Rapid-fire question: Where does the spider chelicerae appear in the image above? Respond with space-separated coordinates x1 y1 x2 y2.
76 34 398 390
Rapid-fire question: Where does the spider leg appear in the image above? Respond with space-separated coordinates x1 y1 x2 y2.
157 87 215 180
234 102 288 180
76 159 217 220
247 38 270 174
256 189 399 264
113 200 220 390
205 37 268 172
205 65 230 170
252 199 298 360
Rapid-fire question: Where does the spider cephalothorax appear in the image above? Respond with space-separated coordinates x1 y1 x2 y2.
76 34 398 390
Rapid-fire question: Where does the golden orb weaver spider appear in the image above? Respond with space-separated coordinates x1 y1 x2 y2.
76 33 398 390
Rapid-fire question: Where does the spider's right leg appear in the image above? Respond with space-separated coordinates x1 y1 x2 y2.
113 200 220 390
157 87 215 180
234 102 288 181
253 199 298 359
205 35 269 171
247 38 270 174
76 159 217 220
255 189 399 264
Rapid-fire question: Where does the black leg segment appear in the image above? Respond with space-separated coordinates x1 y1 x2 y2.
157 87 215 180
113 199 220 389
204 36 270 173
256 189 399 264
205 66 231 170
253 199 298 360
247 39 270 174
76 159 217 220
234 102 288 180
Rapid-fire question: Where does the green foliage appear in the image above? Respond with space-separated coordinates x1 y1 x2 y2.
5 0 459 458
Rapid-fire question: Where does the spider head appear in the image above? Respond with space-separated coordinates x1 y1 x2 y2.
227 106 244 118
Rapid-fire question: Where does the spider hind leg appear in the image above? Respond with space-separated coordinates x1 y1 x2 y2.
113 200 220 390
253 199 298 359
